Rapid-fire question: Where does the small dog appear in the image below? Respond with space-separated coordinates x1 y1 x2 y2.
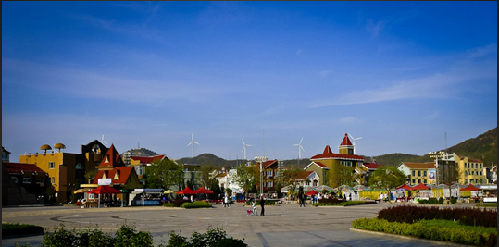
246 209 252 216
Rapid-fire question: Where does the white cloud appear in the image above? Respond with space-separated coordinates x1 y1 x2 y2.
318 70 331 77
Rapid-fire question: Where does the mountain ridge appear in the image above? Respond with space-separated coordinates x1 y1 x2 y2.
176 127 497 168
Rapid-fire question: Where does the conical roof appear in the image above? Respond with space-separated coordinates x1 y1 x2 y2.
340 133 353 146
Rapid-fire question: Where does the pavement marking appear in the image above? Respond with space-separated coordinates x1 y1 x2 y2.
304 231 354 247
256 232 270 247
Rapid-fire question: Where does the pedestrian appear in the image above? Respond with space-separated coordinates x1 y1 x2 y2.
259 196 265 216
224 195 230 208
252 200 257 216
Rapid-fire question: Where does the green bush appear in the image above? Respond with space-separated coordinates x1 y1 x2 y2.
353 217 497 246
163 227 247 247
181 201 212 209
2 223 44 238
40 223 153 247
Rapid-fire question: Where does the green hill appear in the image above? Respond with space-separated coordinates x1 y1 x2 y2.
372 127 497 167
444 127 496 166
176 127 497 168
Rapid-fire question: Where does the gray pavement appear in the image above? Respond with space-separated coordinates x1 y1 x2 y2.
3 203 472 247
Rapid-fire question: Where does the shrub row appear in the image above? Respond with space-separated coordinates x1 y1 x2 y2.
166 227 247 247
2 223 44 238
377 205 496 228
418 198 457 204
172 199 192 207
352 217 497 247
41 223 154 247
181 201 212 209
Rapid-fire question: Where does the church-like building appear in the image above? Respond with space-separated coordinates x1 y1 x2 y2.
304 133 367 187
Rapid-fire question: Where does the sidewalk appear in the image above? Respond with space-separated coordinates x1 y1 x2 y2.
3 203 468 247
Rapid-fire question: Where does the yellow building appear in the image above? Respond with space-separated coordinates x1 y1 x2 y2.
397 162 436 185
19 140 108 204
305 134 365 187
456 155 486 184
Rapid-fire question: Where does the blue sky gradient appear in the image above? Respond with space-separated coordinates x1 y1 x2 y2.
2 2 497 162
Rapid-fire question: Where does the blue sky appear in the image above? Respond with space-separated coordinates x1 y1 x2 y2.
2 1 497 162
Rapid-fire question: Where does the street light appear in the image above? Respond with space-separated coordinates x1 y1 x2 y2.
255 156 268 197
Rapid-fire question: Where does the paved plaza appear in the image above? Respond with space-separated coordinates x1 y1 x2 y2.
3 203 468 247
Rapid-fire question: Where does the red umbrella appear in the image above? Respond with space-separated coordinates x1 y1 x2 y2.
195 187 214 194
89 185 122 194
88 185 122 208
412 183 430 190
396 184 414 191
305 190 318 195
460 184 481 191
177 186 196 194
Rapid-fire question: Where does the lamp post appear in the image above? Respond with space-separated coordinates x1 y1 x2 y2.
255 156 268 197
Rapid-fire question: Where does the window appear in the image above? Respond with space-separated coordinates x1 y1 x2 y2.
412 170 416 176
11 177 18 183
471 163 474 168
49 162 55 169
417 170 421 176
75 163 83 170
465 171 468 176
412 179 415 184
51 177 55 184
465 163 468 168
423 171 427 176
23 178 31 184
424 179 427 184
267 170 273 176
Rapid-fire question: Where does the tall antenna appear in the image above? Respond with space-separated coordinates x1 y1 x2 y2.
444 132 447 150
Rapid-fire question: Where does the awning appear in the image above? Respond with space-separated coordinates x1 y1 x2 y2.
177 186 196 194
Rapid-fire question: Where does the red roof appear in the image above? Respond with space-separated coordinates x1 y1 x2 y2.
99 144 125 168
311 145 364 161
130 154 166 164
363 163 380 169
295 171 314 180
3 162 46 175
93 167 134 185
305 161 329 170
340 133 353 146
263 159 278 168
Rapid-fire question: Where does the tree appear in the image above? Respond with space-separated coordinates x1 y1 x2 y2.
144 159 184 191
329 163 355 188
233 165 258 198
199 165 217 189
281 167 301 197
368 166 406 201
84 170 97 184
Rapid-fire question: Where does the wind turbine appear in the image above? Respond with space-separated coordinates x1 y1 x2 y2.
293 137 305 166
347 133 362 154
101 134 108 145
187 133 200 158
242 139 252 160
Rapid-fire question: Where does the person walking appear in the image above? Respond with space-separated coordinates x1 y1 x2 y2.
224 195 229 208
252 200 258 216
259 196 265 216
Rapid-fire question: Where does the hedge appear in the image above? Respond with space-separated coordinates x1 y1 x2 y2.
2 223 44 238
352 217 497 246
181 201 212 209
